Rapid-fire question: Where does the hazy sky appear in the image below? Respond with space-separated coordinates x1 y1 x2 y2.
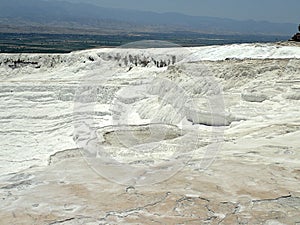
62 0 300 24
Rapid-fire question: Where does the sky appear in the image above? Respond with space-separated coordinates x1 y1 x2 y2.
61 0 300 24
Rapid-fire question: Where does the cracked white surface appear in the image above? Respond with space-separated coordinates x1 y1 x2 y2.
0 42 300 224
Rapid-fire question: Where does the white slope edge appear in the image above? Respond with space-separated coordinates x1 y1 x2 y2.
79 42 300 61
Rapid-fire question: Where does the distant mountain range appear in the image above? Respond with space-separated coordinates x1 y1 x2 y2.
0 0 297 36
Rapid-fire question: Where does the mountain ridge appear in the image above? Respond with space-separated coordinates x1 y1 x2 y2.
0 0 297 36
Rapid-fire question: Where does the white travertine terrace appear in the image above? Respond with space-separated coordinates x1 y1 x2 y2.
0 42 300 224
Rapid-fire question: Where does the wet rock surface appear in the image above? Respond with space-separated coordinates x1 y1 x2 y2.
1 151 300 224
